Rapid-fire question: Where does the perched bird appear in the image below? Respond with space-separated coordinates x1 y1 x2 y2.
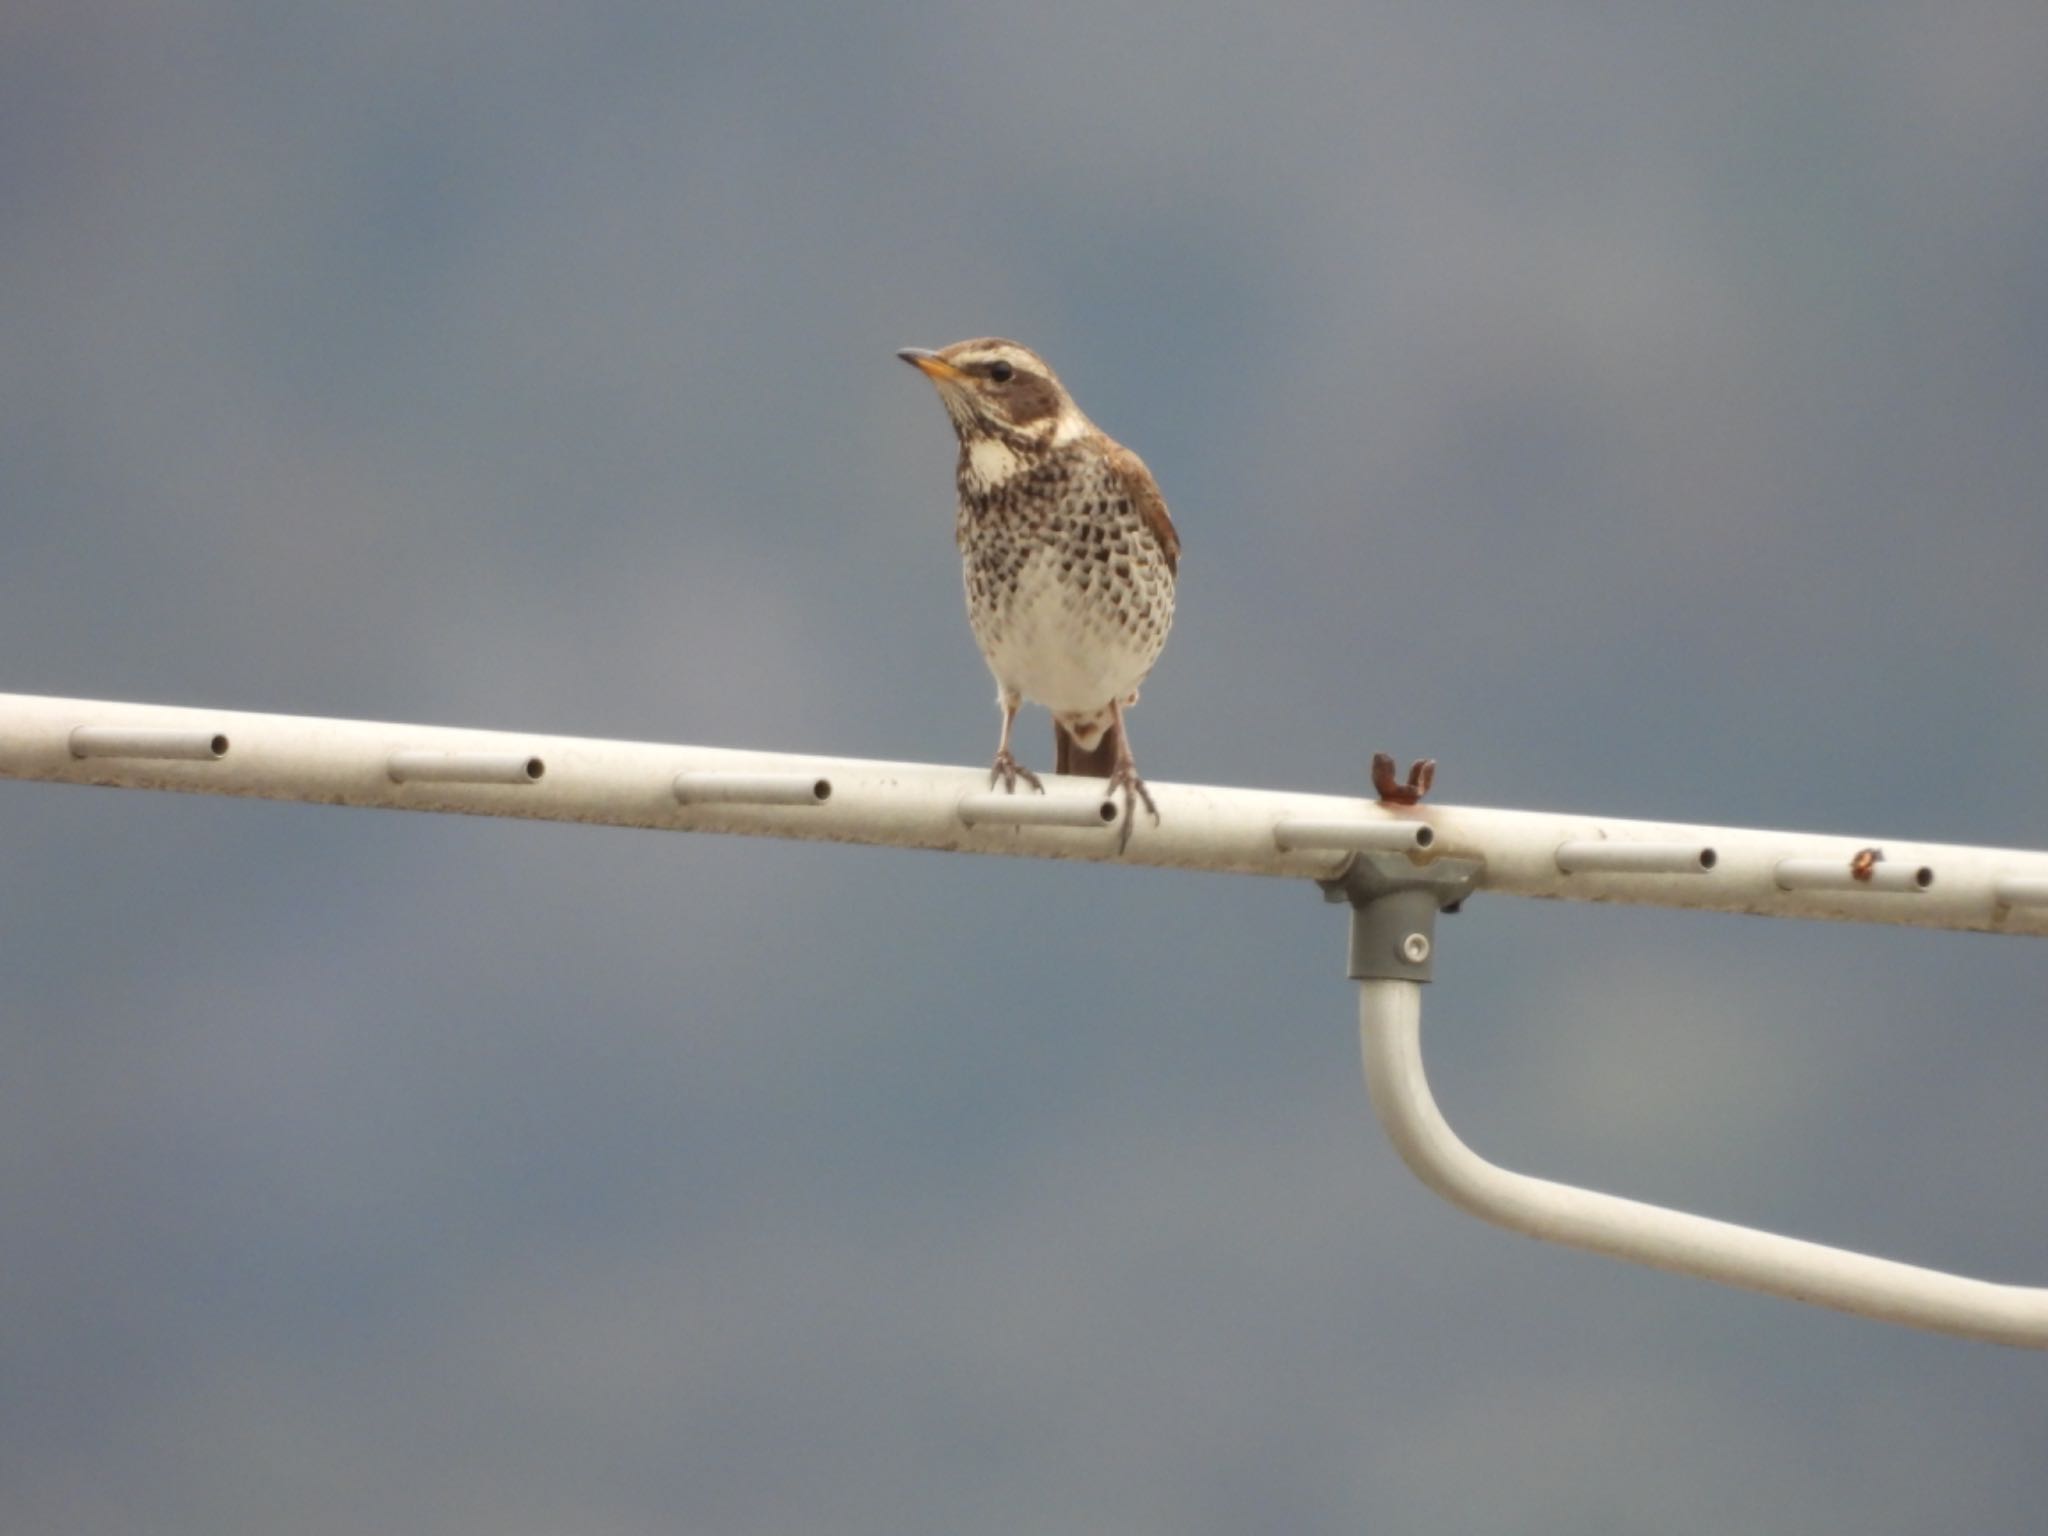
899 338 1179 848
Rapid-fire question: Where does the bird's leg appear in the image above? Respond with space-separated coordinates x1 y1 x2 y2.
1103 696 1159 852
990 693 1044 794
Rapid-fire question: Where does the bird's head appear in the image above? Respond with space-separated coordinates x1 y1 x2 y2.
897 338 1090 451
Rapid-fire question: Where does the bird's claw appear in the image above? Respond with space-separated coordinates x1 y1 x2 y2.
990 750 1044 795
1371 752 1436 806
1105 762 1159 854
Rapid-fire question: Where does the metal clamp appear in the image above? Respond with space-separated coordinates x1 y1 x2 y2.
1318 850 1484 983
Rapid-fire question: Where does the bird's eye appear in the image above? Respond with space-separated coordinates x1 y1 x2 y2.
987 361 1015 383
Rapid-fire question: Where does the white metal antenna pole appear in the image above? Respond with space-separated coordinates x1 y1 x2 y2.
7 692 2048 934
1356 979 2048 1348
11 689 2048 1346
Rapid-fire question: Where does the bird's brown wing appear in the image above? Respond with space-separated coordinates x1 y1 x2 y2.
1106 443 1180 576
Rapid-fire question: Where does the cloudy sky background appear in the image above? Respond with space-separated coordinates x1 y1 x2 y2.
5 3 2048 1531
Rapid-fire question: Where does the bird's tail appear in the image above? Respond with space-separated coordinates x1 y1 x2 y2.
1054 718 1121 779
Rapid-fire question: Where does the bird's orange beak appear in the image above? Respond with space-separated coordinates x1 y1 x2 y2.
897 347 966 382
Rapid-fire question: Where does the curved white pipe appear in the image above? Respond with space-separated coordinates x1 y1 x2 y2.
1357 979 2048 1348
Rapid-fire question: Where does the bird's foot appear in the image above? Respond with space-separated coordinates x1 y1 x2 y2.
1105 760 1160 853
1371 752 1437 806
989 748 1044 795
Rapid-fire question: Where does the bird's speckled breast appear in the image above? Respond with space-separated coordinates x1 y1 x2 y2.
955 443 1176 720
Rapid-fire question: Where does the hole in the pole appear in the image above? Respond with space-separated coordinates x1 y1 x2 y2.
1098 801 1118 823
1414 825 1436 848
524 757 546 780
1913 866 1934 889
209 734 230 758
812 778 833 802
1698 847 1718 870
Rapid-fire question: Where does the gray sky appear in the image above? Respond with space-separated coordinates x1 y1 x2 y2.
5 4 2048 1532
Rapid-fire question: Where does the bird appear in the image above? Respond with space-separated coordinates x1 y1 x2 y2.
899 338 1179 849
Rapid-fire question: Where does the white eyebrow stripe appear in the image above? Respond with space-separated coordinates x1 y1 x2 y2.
952 347 1034 371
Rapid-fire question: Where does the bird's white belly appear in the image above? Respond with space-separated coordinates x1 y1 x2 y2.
968 551 1165 716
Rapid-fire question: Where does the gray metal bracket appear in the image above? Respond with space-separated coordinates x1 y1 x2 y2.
1318 851 1484 982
